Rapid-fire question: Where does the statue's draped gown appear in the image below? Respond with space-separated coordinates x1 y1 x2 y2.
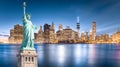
21 15 36 49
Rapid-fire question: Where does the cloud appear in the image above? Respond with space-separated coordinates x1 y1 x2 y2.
0 34 9 37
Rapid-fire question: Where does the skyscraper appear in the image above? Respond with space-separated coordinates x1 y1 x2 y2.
76 16 80 37
59 24 63 30
44 24 51 43
9 24 23 43
49 22 56 43
51 22 55 32
92 21 96 40
36 26 44 43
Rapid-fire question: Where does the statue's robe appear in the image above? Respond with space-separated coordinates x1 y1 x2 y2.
21 15 36 50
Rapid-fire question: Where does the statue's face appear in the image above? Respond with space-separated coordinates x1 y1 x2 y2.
27 14 31 20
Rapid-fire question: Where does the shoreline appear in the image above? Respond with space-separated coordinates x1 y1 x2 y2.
0 42 120 45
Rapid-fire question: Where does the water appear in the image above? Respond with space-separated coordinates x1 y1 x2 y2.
0 44 120 67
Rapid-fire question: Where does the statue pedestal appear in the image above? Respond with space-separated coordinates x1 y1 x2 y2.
17 50 38 67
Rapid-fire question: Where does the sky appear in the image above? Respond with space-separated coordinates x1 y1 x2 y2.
0 0 120 37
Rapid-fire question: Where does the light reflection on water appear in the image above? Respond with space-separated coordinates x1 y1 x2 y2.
1 44 120 67
57 45 66 64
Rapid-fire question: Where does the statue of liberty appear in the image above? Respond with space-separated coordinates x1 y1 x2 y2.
21 2 37 50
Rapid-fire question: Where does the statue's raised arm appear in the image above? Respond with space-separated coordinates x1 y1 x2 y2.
23 2 27 21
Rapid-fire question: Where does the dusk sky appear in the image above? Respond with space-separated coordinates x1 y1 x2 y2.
0 0 120 37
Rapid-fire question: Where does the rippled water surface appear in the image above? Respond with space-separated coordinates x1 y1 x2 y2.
0 44 120 67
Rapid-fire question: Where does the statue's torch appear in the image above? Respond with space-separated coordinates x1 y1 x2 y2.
23 2 26 15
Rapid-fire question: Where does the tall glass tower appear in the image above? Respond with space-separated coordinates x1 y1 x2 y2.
92 21 96 40
76 16 80 37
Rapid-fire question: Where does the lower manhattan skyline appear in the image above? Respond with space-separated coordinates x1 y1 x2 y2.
0 0 120 37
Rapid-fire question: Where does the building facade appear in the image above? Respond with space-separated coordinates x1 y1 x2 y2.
36 26 44 43
92 21 96 40
56 26 79 43
112 30 120 43
9 24 23 43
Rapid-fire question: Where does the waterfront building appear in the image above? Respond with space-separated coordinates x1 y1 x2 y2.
43 23 51 43
56 26 79 43
36 26 44 43
88 31 95 43
85 32 89 43
9 24 23 43
9 29 14 43
34 33 38 42
43 22 56 44
44 22 56 43
80 32 85 42
59 24 63 30
96 34 110 43
112 30 120 43
56 24 64 42
80 32 89 43
49 22 56 43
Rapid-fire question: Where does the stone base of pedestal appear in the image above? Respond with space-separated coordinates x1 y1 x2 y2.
17 50 38 67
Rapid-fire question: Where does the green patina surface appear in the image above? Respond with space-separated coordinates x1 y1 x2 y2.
21 2 37 50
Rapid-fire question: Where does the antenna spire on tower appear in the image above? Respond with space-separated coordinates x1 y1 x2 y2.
77 16 79 22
